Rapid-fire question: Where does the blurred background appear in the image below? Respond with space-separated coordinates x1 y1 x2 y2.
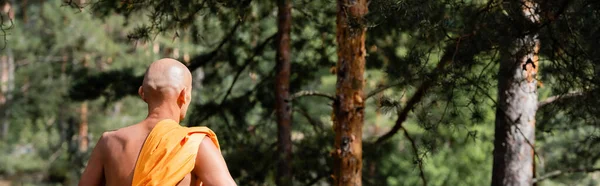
0 0 599 185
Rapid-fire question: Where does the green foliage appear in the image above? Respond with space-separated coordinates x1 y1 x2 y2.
2 0 600 185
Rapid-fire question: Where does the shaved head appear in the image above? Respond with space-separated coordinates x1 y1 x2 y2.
140 58 193 120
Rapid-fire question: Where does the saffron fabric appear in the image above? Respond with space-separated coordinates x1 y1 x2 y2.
132 119 220 186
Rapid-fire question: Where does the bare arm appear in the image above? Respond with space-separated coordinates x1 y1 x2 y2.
79 133 108 186
194 138 237 186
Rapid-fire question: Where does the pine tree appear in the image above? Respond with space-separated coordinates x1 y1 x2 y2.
275 0 293 184
332 0 368 185
491 0 541 185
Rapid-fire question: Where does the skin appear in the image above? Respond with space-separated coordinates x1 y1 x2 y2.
78 58 237 186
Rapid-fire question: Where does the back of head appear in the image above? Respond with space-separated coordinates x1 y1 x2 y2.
139 58 193 119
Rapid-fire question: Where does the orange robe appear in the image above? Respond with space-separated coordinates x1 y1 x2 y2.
131 119 220 186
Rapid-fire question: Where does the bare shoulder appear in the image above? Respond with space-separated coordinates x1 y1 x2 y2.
193 136 236 185
98 126 136 150
198 137 219 153
195 137 220 167
109 125 142 142
84 131 114 161
96 130 117 151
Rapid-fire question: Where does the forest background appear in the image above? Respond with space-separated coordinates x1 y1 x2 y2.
0 0 599 185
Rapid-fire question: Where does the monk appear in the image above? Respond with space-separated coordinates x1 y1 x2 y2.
78 58 237 186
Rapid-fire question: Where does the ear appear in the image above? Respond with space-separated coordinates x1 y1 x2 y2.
138 86 145 101
177 88 188 107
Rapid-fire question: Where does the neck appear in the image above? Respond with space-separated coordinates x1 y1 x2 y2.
144 102 181 128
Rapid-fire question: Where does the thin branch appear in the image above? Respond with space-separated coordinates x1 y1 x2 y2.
218 109 233 133
475 0 498 17
373 25 486 144
191 37 276 126
402 126 427 186
186 20 243 71
171 0 209 28
219 33 276 104
74 21 244 102
374 26 488 144
533 167 600 183
534 0 572 32
374 71 437 145
289 90 335 101
434 86 453 127
365 82 402 100
457 73 498 106
47 142 65 166
295 105 324 133
538 91 584 108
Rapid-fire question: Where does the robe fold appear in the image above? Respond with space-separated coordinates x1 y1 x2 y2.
131 119 220 186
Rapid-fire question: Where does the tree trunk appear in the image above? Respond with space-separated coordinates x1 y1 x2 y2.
0 2 14 120
21 0 27 23
491 1 540 185
275 0 293 185
79 101 89 152
0 55 6 140
0 49 14 140
333 0 367 185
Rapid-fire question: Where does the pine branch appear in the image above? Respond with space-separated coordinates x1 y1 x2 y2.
295 105 324 133
219 33 276 104
190 36 276 126
374 31 482 145
538 91 584 108
378 95 404 115
533 167 600 183
402 126 427 186
365 82 402 100
534 0 572 32
374 74 436 145
186 20 243 71
289 90 335 101
190 74 270 126
70 21 244 102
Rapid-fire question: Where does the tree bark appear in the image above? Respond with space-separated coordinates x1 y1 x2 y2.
0 55 6 140
79 101 89 152
275 0 293 185
21 0 27 23
0 2 14 139
491 1 540 185
0 49 13 140
333 0 367 185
